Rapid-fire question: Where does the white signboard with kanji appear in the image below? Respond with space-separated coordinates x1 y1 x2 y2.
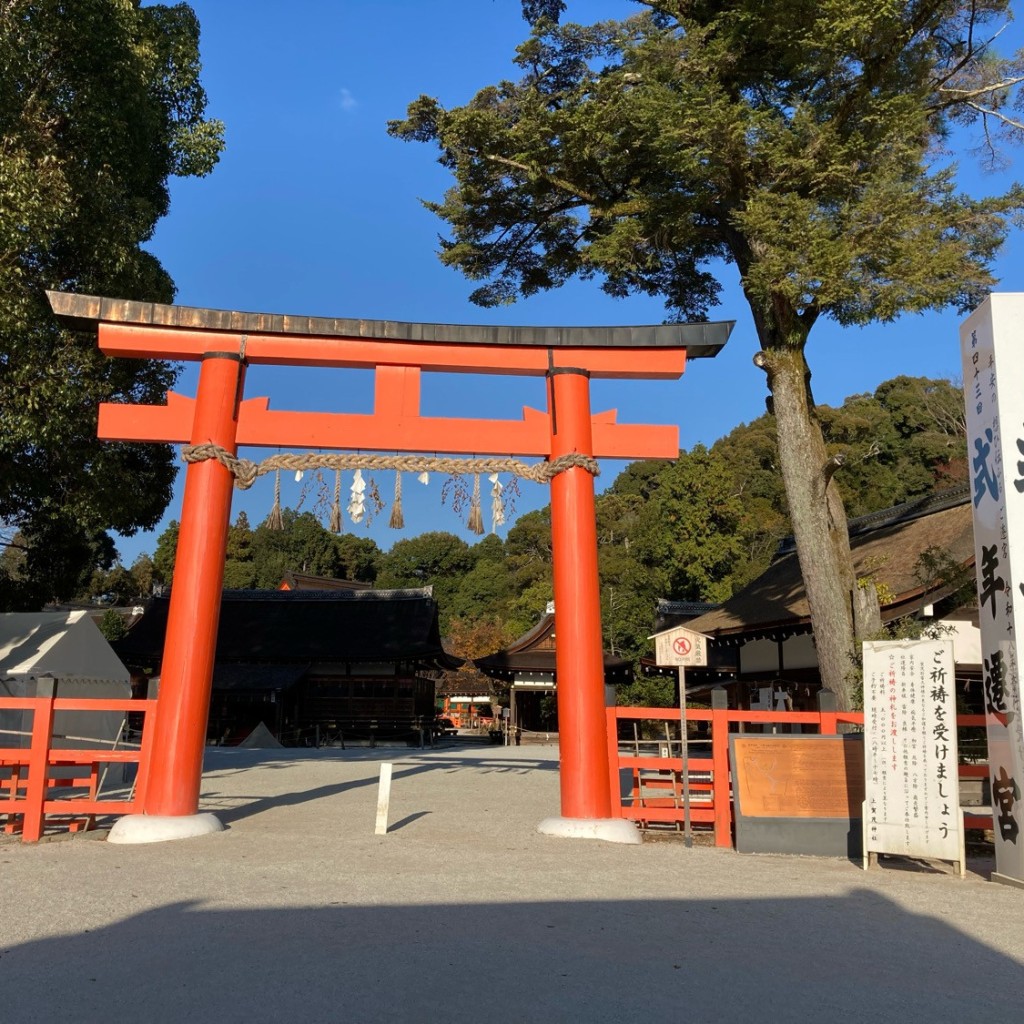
961 294 1024 887
862 639 964 873
651 626 709 668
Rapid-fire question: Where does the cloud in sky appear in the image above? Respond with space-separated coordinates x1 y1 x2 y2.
339 87 357 112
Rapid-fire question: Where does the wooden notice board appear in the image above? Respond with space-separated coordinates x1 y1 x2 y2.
733 735 865 819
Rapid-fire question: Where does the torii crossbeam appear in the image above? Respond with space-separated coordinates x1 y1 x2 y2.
49 291 732 844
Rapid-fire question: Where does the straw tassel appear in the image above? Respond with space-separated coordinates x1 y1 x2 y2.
329 469 342 533
267 469 284 530
467 473 484 535
389 471 404 529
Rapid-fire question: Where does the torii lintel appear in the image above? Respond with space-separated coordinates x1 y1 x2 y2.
47 291 733 378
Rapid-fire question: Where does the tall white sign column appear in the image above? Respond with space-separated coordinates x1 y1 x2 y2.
960 294 1024 888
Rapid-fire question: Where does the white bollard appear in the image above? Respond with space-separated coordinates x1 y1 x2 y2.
374 762 393 835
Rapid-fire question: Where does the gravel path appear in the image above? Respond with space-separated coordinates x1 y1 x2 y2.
3 741 1022 1023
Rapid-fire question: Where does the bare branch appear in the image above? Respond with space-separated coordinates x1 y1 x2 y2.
964 100 1024 132
937 76 1024 102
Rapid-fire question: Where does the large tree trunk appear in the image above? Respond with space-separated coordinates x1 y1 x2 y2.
754 341 859 710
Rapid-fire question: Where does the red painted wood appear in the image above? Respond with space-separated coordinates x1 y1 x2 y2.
98 323 688 379
548 370 611 820
142 352 245 817
98 394 680 459
21 697 56 841
608 707 992 848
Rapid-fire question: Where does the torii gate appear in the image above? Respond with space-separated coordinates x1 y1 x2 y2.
49 291 732 844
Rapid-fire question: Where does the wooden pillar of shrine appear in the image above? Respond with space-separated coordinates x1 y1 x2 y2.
546 368 611 818
117 349 245 840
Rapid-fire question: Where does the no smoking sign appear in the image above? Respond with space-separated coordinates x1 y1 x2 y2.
652 626 709 667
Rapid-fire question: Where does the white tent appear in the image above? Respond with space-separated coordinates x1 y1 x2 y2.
0 611 132 749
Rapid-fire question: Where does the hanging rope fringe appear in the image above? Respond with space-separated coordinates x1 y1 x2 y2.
267 469 284 531
389 472 404 529
489 472 505 533
467 474 484 535
181 445 600 489
329 469 342 533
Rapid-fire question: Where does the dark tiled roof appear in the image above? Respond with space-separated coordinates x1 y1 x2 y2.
278 572 372 591
686 490 975 638
775 485 971 555
115 589 461 670
653 599 720 632
475 649 633 679
474 610 632 680
499 611 558 655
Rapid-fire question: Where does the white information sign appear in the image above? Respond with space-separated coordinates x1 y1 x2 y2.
961 295 1024 887
862 639 964 874
649 624 710 849
651 626 709 668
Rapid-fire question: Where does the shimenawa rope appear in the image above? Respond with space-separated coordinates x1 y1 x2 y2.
180 444 599 490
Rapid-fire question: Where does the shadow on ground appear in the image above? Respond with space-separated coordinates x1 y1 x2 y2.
198 748 559 825
2 889 1019 1024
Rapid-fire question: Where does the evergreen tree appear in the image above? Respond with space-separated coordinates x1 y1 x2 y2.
0 2 223 609
391 0 1023 707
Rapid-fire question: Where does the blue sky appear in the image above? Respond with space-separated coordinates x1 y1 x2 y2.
117 1 1024 564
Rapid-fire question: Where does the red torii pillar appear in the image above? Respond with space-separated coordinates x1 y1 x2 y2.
48 291 731 844
546 368 609 824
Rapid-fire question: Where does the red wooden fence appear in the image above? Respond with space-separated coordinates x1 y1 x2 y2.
606 706 990 847
0 696 157 842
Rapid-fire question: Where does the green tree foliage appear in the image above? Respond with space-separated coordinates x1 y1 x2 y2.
446 533 514 622
616 674 676 710
596 491 652 659
98 609 127 643
707 375 968 582
150 509 381 593
152 519 179 586
222 511 257 590
826 376 968 514
391 1 1023 708
632 445 746 603
79 551 159 605
128 553 157 601
376 531 475 618
0 1 224 610
708 414 790 581
333 532 384 584
241 510 381 589
502 507 554 632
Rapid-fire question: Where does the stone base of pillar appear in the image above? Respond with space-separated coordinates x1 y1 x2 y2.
107 812 225 845
537 816 641 845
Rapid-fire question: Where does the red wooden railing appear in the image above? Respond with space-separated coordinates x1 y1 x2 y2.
606 707 990 848
0 696 157 842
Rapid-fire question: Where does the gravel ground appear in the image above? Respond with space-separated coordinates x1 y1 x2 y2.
3 740 1023 1023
